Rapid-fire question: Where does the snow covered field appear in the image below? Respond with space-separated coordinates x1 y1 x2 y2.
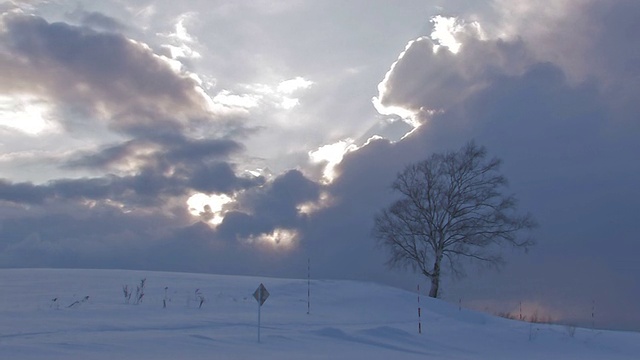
0 269 638 359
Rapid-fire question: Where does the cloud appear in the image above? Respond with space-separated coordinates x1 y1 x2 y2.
0 131 262 208
374 32 532 123
66 134 242 171
0 13 212 135
487 0 640 106
215 170 320 243
0 163 262 209
65 8 128 32
0 202 160 266
0 179 49 204
308 139 358 183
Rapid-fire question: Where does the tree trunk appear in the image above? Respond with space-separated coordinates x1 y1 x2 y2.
428 255 442 298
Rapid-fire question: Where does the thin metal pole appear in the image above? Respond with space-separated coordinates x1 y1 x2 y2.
591 299 595 329
307 257 311 315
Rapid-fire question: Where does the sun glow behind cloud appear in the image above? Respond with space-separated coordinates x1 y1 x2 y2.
212 90 261 109
430 15 485 54
186 192 234 226
277 77 313 109
297 191 332 216
203 76 313 116
373 15 487 135
277 77 313 94
372 98 421 134
309 139 358 183
160 13 201 60
372 39 424 130
247 228 298 249
430 15 464 54
0 95 58 135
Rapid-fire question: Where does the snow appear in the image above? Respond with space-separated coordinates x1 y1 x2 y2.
0 269 638 359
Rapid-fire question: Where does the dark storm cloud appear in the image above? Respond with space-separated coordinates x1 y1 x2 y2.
0 180 48 204
165 137 242 163
436 62 640 327
216 170 320 242
582 1 640 119
215 211 256 242
146 221 305 277
254 170 320 215
65 140 155 170
0 13 209 134
0 200 188 269
66 135 242 170
300 138 408 282
0 160 261 208
0 175 171 207
0 131 259 207
0 161 272 270
0 170 313 276
0 9 267 267
188 162 261 194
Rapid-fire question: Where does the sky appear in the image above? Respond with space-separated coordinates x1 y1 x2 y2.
0 0 638 330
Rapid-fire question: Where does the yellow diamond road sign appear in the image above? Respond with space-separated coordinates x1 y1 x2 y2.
253 283 269 306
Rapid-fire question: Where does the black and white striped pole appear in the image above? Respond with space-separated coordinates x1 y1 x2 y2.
417 284 422 334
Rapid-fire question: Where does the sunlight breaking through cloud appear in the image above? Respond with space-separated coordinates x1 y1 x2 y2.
309 139 358 183
277 77 314 94
212 90 261 109
160 13 201 60
430 15 485 54
187 192 235 226
430 16 464 54
247 228 298 249
0 95 58 135
297 191 332 216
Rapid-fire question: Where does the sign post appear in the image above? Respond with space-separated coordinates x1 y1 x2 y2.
253 283 270 343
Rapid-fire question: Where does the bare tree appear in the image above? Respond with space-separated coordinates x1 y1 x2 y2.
373 142 536 298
